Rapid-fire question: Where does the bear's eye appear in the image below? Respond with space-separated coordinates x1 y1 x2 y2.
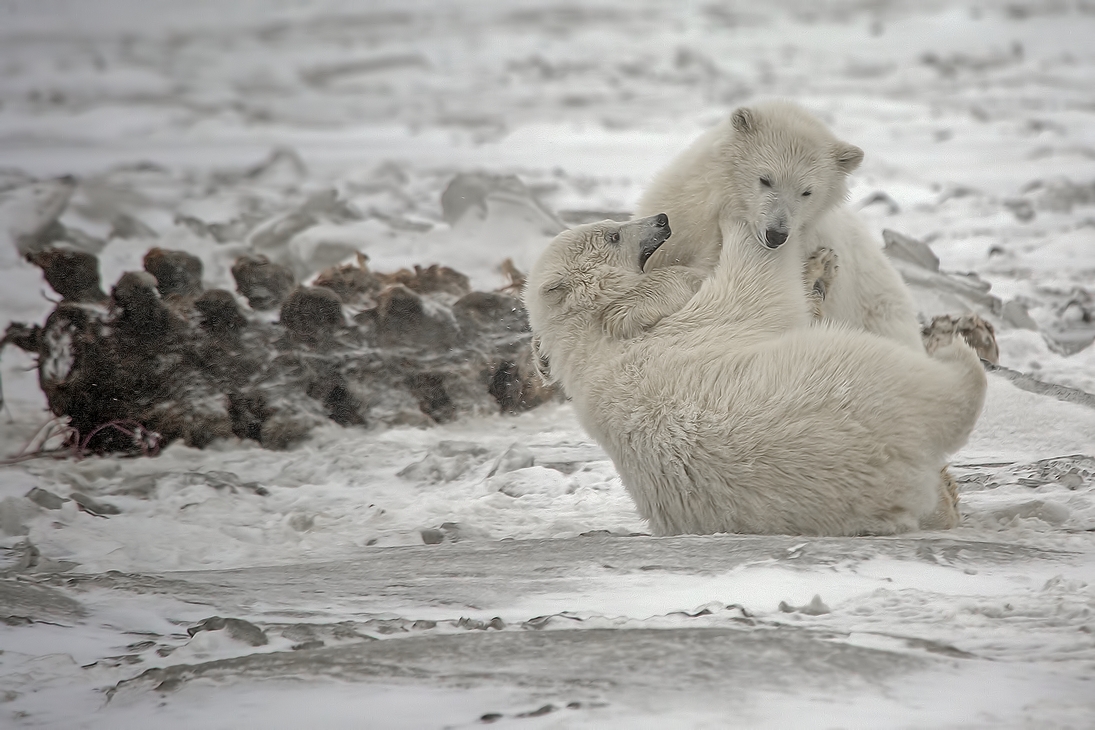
605 230 620 244
802 189 812 197
760 177 772 188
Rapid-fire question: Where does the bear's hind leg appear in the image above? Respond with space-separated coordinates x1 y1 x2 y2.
919 467 961 530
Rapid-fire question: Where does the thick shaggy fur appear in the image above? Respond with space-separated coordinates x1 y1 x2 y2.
524 214 986 536
635 100 924 352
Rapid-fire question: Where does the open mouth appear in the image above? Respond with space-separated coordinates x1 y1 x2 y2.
639 214 672 270
639 234 669 270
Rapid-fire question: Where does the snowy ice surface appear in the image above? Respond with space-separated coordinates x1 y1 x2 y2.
2 1 1095 728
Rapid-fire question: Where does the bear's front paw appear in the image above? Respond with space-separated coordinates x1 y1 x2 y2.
803 247 838 319
601 301 645 341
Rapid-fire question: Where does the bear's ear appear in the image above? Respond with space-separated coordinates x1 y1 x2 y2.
833 143 864 173
731 107 756 135
539 278 571 306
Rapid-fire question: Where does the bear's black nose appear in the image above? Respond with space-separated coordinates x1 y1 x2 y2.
765 228 788 248
654 213 669 227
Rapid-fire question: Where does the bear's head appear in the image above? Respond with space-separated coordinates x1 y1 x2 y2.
719 101 864 251
524 214 672 379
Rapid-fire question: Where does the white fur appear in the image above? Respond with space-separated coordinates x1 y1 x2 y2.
635 100 925 352
525 214 986 536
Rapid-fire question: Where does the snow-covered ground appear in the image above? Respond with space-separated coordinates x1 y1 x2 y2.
2 1 1094 727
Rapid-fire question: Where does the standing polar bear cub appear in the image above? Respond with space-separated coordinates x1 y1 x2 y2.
524 213 986 536
635 100 925 352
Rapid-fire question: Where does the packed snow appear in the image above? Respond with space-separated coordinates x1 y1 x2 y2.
1 1 1094 727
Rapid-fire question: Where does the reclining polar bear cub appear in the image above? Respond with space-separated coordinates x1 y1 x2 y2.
524 213 986 536
634 100 925 353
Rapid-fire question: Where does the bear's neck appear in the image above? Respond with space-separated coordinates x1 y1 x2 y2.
672 219 811 339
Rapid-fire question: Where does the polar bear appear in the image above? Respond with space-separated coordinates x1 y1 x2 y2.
634 100 924 352
524 213 986 536
633 100 964 527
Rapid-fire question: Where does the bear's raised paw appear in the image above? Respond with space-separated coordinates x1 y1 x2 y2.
804 246 839 320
